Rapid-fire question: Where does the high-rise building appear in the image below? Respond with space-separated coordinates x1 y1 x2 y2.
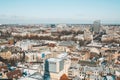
44 53 71 80
44 58 64 80
48 58 64 73
93 20 101 33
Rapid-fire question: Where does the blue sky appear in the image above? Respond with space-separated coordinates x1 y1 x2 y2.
0 0 120 24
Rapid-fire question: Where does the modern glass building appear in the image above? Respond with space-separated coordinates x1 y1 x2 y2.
47 58 64 73
44 59 50 80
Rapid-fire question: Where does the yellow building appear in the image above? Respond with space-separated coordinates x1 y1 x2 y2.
0 51 12 59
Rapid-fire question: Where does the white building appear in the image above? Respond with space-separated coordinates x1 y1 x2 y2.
48 58 64 73
44 52 71 80
15 40 38 50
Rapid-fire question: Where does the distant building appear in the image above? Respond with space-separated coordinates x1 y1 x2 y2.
84 29 93 41
0 31 2 36
93 20 101 33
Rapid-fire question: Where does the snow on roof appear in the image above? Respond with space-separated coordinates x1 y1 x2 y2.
90 48 100 54
41 51 51 55
57 52 68 58
99 57 104 61
48 58 62 62
18 77 37 80
87 41 102 47
58 41 76 46
29 72 43 80
45 41 57 44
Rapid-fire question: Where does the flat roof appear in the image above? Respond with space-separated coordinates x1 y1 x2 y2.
48 58 62 62
78 60 97 67
57 52 67 58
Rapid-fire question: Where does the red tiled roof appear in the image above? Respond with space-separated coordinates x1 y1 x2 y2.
6 70 22 79
60 74 69 80
0 66 8 71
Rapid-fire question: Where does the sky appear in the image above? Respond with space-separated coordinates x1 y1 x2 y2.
0 0 120 24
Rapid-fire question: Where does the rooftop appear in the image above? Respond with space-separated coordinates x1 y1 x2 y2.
57 52 68 59
78 60 97 67
48 58 62 62
58 41 77 47
29 72 43 80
